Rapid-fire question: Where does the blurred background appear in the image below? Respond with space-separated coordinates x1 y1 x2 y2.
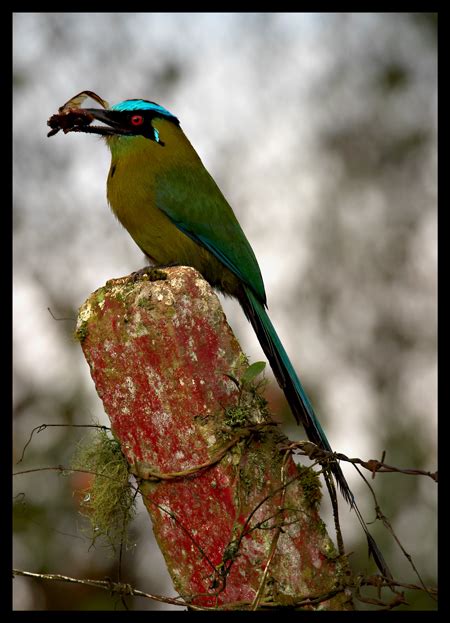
13 13 437 611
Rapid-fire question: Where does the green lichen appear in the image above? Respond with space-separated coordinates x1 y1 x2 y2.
95 288 106 306
224 360 271 429
74 320 89 343
321 535 339 559
237 351 250 368
249 442 275 491
317 516 328 537
71 428 136 550
296 464 322 510
225 352 250 387
137 297 153 309
249 390 269 415
224 404 250 428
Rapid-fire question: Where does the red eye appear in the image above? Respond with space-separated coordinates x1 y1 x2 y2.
131 115 144 126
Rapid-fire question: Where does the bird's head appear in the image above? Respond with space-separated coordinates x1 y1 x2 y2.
57 99 180 147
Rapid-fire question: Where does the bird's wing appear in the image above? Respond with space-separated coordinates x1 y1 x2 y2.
155 164 267 304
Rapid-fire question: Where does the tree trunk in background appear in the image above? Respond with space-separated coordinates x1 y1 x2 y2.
76 266 353 610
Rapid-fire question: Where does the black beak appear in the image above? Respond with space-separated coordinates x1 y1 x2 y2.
82 109 131 135
47 107 132 137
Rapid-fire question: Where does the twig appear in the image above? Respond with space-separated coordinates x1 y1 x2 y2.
15 567 435 610
16 423 110 464
349 462 436 601
13 569 189 609
286 441 437 482
251 450 290 610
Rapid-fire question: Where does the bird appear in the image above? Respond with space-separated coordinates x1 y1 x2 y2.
51 97 391 577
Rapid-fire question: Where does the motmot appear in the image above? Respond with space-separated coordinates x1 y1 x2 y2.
49 97 390 577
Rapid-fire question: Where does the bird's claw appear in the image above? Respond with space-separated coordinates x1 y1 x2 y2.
128 267 168 282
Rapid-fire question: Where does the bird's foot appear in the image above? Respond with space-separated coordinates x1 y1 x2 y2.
129 266 168 283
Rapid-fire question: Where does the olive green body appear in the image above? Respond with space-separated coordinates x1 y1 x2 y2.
105 118 265 302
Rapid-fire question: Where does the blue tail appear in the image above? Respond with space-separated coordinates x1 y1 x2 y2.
239 286 392 578
239 286 353 504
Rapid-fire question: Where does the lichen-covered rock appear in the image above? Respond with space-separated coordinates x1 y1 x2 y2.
77 266 353 610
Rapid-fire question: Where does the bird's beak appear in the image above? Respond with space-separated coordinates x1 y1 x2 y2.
80 109 132 136
47 107 132 137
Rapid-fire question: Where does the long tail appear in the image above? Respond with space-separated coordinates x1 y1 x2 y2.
239 286 352 501
239 285 392 578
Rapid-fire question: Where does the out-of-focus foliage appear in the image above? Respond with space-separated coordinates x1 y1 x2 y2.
13 13 436 611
